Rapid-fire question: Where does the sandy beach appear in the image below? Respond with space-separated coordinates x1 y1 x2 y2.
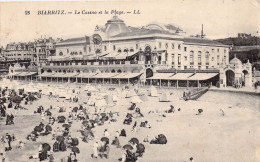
0 81 260 162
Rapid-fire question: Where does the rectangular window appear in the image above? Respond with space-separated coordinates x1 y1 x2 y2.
217 49 219 53
159 42 161 49
113 45 116 51
136 44 138 50
178 54 181 65
190 51 194 65
89 47 91 52
217 55 220 65
184 66 187 69
212 57 214 61
104 46 107 51
198 51 202 65
171 54 174 65
165 43 168 49
184 47 187 52
205 52 209 65
172 43 174 49
198 66 201 70
184 56 187 61
224 56 226 63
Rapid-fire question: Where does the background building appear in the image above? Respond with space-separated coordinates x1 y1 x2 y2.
32 37 56 65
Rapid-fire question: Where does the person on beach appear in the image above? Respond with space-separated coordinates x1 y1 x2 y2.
104 129 110 137
92 141 99 158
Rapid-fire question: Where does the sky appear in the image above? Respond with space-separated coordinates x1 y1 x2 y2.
0 0 259 46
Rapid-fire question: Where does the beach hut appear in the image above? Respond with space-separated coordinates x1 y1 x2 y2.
159 92 170 102
149 86 158 97
131 95 143 103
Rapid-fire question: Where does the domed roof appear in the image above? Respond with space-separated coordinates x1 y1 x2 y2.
230 55 242 66
13 63 21 69
105 16 131 37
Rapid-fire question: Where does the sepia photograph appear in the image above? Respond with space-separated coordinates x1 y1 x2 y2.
0 0 260 161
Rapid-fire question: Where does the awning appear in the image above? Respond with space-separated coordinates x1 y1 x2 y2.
27 72 37 76
187 73 219 80
102 52 119 59
76 73 97 78
126 51 140 60
38 73 55 77
168 73 194 80
147 73 175 80
17 72 37 76
64 73 80 78
55 73 80 78
90 73 119 78
112 73 142 79
110 73 128 78
9 72 22 76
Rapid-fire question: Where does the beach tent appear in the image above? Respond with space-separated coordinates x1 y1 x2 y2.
87 97 95 106
149 86 158 97
112 94 118 102
126 89 137 98
95 98 107 107
131 95 143 103
140 94 149 102
159 92 170 102
88 86 99 92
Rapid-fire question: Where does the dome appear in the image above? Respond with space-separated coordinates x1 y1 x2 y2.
230 56 242 66
13 63 21 69
105 16 131 37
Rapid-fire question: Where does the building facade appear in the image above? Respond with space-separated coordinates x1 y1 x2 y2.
8 16 253 88
32 37 56 65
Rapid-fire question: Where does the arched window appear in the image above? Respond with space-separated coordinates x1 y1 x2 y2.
144 45 151 54
178 44 181 50
75 52 78 55
111 69 115 73
123 48 128 52
79 51 82 55
205 51 209 64
130 48 134 52
117 69 122 73
59 51 63 56
198 51 202 64
118 49 122 53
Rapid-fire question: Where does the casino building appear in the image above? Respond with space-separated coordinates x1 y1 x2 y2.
8 16 253 88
